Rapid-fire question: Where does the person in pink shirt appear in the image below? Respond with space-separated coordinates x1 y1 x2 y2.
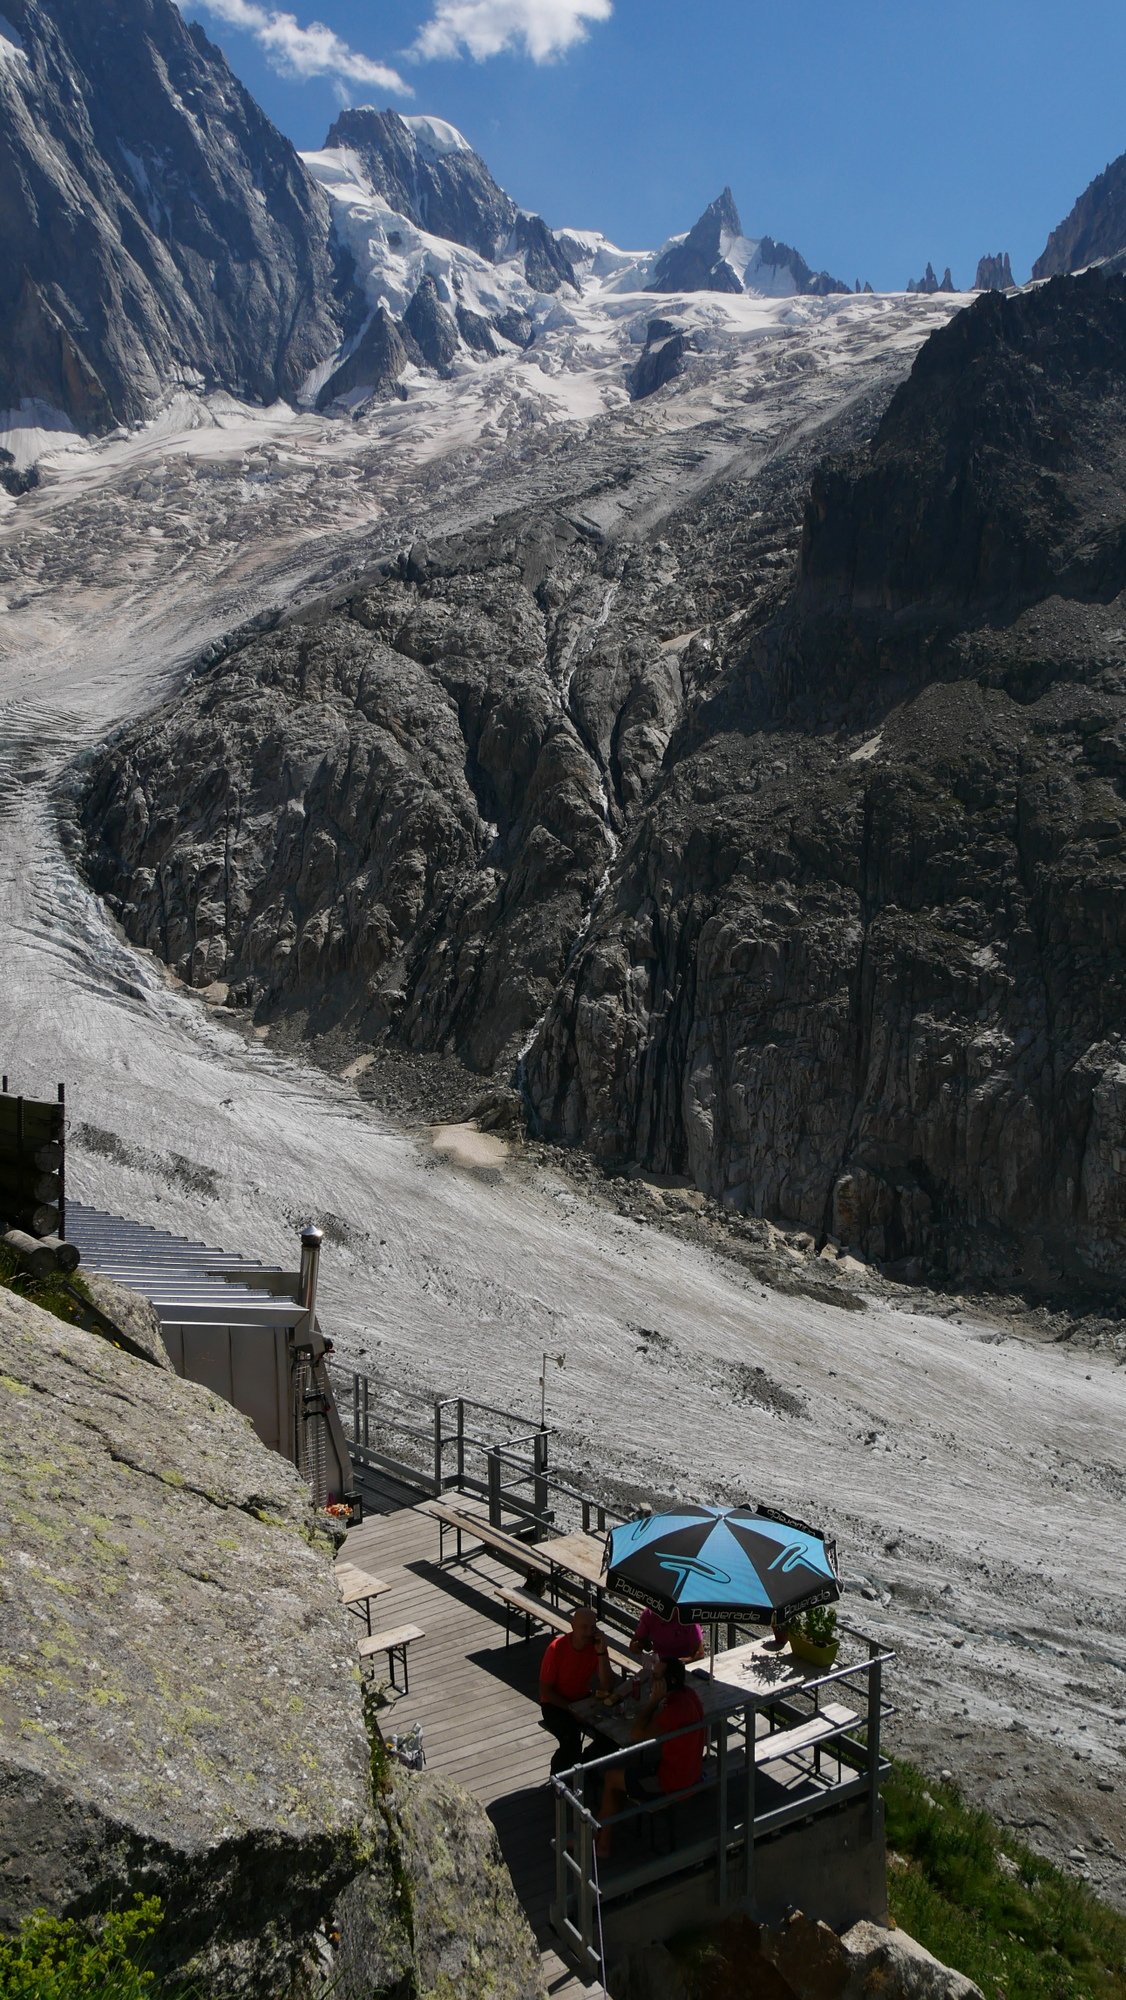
630 1605 706 1662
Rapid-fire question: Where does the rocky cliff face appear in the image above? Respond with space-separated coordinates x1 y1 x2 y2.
79 274 1126 1294
1033 149 1126 278
0 1281 543 1998
526 271 1126 1293
0 0 349 432
907 262 955 294
317 107 574 296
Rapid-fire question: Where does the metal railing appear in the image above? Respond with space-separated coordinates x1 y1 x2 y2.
550 1635 894 1978
329 1364 630 1540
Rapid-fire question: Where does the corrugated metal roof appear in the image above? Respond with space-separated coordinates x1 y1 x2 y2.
66 1202 307 1326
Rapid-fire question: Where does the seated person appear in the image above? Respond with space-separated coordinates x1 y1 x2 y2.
630 1604 706 1662
596 1658 706 1857
539 1606 613 1777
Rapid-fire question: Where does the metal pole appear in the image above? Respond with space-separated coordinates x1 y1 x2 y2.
488 1445 502 1526
456 1397 465 1490
716 1724 729 1905
744 1701 757 1911
433 1398 443 1495
867 1650 883 1833
57 1083 65 1241
298 1225 323 1323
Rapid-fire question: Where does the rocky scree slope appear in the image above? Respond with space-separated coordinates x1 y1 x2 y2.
0 0 349 433
78 274 1126 1293
0 1281 542 2000
527 271 1126 1294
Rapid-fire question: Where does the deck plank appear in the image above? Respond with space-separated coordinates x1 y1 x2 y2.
344 1502 601 1998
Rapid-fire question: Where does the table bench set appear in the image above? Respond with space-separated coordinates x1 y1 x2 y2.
417 1495 858 1789
334 1557 424 1693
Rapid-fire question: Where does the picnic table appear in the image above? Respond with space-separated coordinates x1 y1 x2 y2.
536 1529 607 1594
571 1637 812 1748
334 1560 391 1636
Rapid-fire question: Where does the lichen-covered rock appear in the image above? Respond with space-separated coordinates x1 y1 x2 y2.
334 1766 544 2000
0 1286 377 1995
839 1918 983 1998
80 1272 173 1371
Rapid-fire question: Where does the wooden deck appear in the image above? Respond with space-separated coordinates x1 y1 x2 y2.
343 1492 600 1998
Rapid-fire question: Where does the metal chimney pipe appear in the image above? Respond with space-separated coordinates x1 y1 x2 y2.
299 1225 324 1326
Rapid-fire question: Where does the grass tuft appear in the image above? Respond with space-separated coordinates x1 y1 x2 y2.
885 1760 1126 1998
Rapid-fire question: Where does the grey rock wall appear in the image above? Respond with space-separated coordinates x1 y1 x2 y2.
0 1283 544 1997
0 0 350 431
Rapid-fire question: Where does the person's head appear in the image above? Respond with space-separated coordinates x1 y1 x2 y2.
663 1657 687 1694
570 1607 598 1649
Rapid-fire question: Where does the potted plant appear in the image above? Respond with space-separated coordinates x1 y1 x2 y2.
788 1604 839 1668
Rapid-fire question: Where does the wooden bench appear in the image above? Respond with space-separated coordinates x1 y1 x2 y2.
495 1585 636 1673
754 1701 857 1767
358 1623 425 1695
420 1498 555 1585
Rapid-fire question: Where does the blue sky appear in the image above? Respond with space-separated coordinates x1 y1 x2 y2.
181 0 1126 289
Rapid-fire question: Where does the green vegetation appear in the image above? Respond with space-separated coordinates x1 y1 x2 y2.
885 1760 1126 1998
798 1603 837 1648
0 1898 173 1999
0 1244 93 1332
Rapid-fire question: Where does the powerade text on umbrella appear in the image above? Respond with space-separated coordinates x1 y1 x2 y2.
604 1505 841 1625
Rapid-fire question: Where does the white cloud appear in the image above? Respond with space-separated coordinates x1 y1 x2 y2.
412 0 612 62
196 0 411 93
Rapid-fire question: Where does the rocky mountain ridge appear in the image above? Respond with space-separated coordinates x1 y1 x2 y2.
1033 146 1126 278
79 269 1126 1296
648 187 849 299
0 0 349 433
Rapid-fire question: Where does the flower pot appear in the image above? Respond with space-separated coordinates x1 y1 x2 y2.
789 1631 839 1669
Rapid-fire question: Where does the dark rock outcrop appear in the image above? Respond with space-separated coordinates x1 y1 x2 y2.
907 262 956 294
403 275 459 375
649 188 746 294
649 191 847 298
506 210 576 293
974 251 1015 290
525 271 1126 1293
629 319 697 400
0 0 350 432
316 306 417 409
1033 149 1126 279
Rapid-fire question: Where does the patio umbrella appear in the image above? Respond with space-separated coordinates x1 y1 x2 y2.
604 1504 840 1626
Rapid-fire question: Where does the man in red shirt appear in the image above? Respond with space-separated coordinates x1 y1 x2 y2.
539 1605 613 1776
595 1658 706 1857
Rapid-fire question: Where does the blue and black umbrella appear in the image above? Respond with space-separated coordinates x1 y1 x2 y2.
604 1504 840 1625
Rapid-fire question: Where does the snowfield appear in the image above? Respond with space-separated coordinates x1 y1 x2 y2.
1 286 1123 1902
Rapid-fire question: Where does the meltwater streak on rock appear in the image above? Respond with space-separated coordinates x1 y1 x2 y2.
0 304 1124 1903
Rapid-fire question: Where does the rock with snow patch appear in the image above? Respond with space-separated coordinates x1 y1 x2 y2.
403 275 459 375
0 0 351 433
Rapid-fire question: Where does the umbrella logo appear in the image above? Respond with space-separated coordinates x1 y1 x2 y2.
657 1555 732 1590
768 1543 827 1577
